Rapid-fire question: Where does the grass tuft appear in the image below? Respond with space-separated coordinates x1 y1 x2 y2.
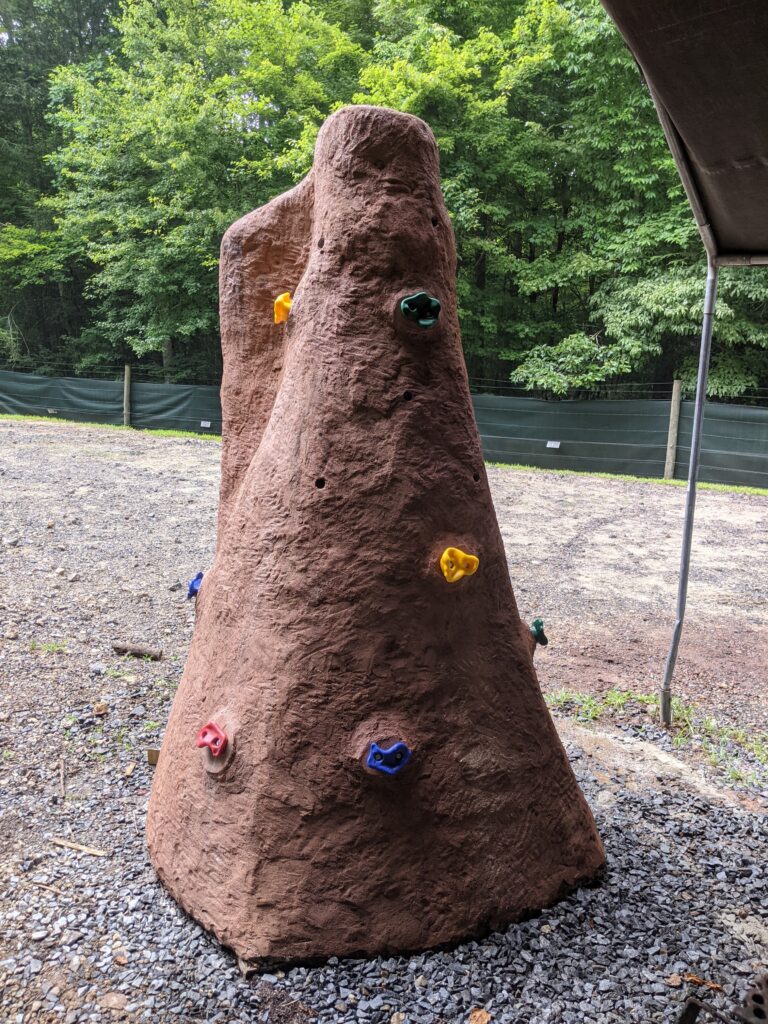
0 413 220 441
547 687 768 788
486 461 768 497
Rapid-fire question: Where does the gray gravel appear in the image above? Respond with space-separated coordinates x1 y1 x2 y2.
0 420 766 1023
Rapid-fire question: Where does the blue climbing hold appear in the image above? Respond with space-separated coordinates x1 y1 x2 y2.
366 741 412 776
187 571 204 600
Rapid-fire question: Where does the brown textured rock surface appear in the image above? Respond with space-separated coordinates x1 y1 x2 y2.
146 105 605 964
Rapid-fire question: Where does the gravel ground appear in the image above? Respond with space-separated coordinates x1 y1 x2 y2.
0 419 766 1024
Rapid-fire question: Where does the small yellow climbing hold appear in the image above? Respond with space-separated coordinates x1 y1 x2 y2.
439 547 479 583
274 291 292 324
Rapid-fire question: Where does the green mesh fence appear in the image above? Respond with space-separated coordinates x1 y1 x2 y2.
0 369 221 434
2 370 767 487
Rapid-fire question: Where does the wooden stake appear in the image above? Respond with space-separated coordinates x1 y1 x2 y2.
664 379 682 480
123 363 132 427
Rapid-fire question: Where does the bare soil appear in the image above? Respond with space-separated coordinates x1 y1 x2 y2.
495 466 768 732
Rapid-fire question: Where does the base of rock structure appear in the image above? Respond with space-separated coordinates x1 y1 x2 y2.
147 104 605 966
233 863 607 970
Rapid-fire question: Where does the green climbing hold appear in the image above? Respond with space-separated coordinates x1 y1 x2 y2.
400 291 441 328
530 618 548 647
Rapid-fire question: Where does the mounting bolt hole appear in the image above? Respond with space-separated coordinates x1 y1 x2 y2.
431 216 439 227
403 391 413 401
315 477 326 489
473 472 480 482
318 237 324 249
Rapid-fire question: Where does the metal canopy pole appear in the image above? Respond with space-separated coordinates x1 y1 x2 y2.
621 59 768 724
660 256 719 726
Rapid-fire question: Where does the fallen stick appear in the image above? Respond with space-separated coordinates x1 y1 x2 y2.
29 880 66 896
59 756 65 801
111 642 163 661
51 837 108 857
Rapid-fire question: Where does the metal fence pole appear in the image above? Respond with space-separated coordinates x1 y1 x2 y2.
660 259 719 727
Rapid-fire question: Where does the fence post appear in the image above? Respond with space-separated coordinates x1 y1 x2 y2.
123 363 132 426
664 379 682 479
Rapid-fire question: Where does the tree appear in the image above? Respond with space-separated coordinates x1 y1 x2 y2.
0 0 119 372
3 0 768 395
42 0 365 380
357 0 768 397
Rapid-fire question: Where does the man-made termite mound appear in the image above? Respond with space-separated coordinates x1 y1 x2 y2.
147 105 605 965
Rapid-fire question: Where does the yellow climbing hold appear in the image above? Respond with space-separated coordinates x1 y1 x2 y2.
439 547 479 583
274 291 292 324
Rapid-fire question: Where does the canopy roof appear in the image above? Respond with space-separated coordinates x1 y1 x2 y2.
600 0 768 264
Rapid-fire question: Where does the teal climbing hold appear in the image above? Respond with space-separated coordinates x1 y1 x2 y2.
400 291 441 328
530 618 548 647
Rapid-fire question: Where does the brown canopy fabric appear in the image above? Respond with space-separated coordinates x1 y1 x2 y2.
600 0 768 261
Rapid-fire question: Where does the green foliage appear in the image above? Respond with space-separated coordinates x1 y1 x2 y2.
44 0 364 369
0 0 120 370
2 0 768 395
356 0 768 396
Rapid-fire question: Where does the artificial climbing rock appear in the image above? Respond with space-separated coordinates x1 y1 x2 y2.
147 105 605 966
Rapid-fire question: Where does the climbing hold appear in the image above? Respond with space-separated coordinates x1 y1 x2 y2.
439 547 479 583
530 618 548 647
274 291 292 324
196 721 228 758
400 291 441 328
366 741 412 776
187 571 204 600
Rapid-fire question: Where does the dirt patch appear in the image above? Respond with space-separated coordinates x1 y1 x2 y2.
493 467 768 731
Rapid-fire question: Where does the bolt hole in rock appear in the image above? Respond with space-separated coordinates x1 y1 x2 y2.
431 216 439 226
318 237 324 249
473 472 480 481
403 391 413 401
315 477 326 489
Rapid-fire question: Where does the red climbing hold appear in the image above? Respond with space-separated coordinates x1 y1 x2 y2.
196 722 228 758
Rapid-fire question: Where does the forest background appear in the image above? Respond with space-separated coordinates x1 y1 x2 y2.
2 0 768 397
